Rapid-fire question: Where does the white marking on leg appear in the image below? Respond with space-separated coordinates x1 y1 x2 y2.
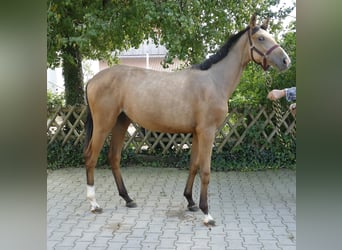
203 213 214 225
87 185 100 211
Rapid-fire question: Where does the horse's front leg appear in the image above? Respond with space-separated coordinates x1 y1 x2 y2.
197 128 216 226
184 133 199 211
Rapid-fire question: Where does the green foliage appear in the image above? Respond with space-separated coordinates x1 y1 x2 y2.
210 115 296 171
47 140 105 169
48 131 295 171
47 141 85 169
211 143 296 171
47 140 138 170
47 90 65 111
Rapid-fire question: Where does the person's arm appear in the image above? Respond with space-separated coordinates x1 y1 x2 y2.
285 87 296 102
268 87 296 102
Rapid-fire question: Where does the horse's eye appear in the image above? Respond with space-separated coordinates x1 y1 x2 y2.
258 36 265 41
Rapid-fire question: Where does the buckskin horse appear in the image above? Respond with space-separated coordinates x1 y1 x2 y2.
84 14 291 225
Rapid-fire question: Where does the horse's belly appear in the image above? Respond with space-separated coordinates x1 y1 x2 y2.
123 101 196 134
136 120 194 134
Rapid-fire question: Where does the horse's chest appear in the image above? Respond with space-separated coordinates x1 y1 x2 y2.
195 100 227 128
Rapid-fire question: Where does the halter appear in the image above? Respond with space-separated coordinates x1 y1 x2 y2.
247 27 280 71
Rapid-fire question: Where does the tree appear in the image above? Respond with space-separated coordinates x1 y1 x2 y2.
47 0 294 105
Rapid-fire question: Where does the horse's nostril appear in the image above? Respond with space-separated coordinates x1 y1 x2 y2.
283 57 291 66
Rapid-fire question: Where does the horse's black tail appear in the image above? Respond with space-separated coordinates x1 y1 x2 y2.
84 105 93 152
84 83 93 153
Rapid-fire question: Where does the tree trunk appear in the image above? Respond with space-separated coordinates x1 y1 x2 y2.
62 45 84 105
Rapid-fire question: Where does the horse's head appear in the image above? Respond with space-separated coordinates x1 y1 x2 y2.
247 14 291 72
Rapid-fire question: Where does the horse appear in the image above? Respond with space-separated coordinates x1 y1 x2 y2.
83 14 291 226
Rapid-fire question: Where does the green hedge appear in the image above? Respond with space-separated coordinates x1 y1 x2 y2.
47 133 295 171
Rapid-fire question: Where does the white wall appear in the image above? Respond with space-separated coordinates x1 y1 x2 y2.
47 67 64 94
47 60 100 94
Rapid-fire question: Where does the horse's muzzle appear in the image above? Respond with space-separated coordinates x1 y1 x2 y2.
271 48 291 72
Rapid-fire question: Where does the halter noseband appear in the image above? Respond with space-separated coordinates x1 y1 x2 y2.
247 27 280 71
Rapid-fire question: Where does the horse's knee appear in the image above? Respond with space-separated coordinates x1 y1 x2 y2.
201 169 210 176
200 169 210 184
85 149 98 169
85 160 96 171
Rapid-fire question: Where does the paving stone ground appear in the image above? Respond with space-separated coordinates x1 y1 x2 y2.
47 167 296 250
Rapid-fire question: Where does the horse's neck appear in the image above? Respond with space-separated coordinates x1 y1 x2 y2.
209 34 250 100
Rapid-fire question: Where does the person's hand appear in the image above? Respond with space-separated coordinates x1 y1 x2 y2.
289 103 296 116
267 89 285 101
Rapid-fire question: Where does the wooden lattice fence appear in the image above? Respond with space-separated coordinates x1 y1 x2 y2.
47 104 296 153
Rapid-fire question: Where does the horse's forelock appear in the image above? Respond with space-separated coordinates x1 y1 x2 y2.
252 26 261 34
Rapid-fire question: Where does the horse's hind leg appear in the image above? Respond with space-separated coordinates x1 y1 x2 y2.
85 128 110 213
108 113 137 208
84 107 119 213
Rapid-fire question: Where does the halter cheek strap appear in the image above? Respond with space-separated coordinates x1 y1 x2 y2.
247 27 280 71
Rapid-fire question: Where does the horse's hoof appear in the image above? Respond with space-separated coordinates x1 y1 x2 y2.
91 207 103 214
126 201 137 208
188 204 199 212
203 214 215 226
204 219 216 226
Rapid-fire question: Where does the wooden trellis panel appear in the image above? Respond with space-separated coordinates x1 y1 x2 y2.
47 105 87 146
47 104 296 153
123 126 193 154
214 106 296 152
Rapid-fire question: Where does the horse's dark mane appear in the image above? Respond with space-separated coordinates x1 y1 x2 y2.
192 27 250 70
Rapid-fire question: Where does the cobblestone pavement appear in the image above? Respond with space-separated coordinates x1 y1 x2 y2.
47 167 296 250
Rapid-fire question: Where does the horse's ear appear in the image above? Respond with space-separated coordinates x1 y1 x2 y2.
249 14 257 28
261 17 270 30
